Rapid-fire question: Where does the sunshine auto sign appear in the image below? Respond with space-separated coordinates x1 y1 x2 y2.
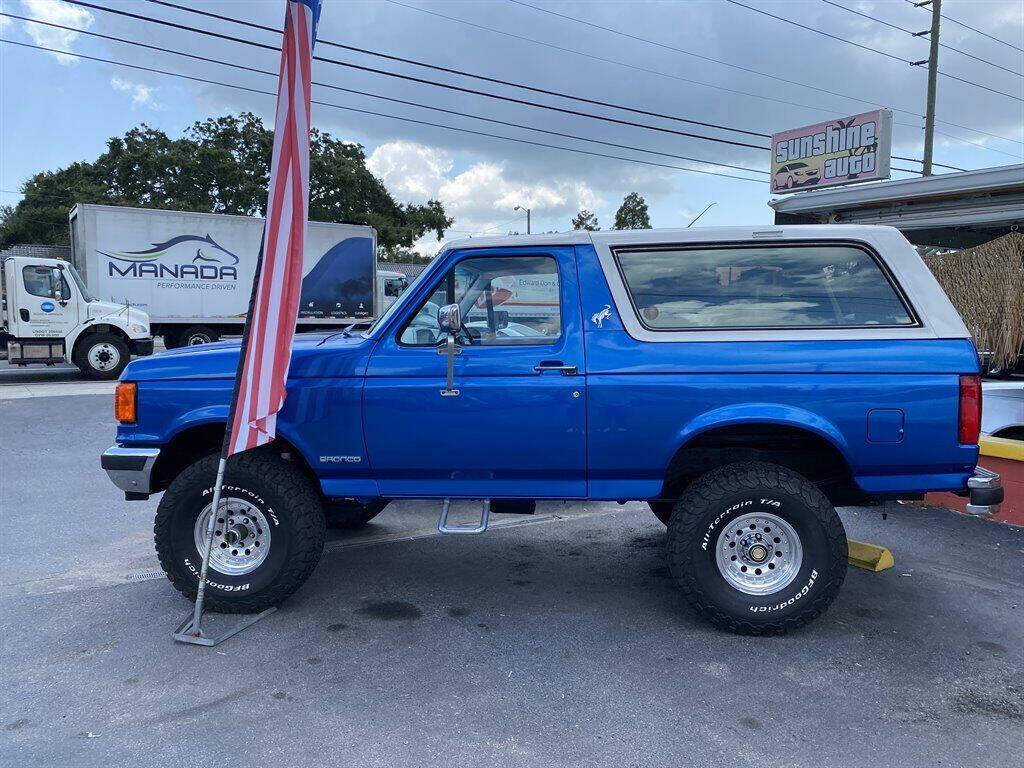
771 109 892 194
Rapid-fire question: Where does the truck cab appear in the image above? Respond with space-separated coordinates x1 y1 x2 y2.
2 255 153 379
376 269 409 313
101 226 1002 634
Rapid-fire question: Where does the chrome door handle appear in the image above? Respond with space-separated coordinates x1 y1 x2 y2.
534 361 577 375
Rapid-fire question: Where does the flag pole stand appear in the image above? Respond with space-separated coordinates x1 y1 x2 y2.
172 456 276 646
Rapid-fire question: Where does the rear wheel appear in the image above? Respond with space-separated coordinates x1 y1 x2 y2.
179 325 219 346
666 461 847 635
73 333 129 380
323 498 389 530
154 450 326 613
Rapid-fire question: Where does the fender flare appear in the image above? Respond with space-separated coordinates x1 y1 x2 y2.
671 402 852 466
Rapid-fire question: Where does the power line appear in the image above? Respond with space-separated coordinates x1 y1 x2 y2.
62 0 775 154
383 0 1015 155
135 0 984 166
130 0 1022 156
722 0 1023 102
133 0 765 142
13 11 937 177
934 7 1024 54
4 12 772 177
822 0 1023 78
1 38 775 185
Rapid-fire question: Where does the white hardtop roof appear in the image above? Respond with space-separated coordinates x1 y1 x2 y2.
443 224 905 251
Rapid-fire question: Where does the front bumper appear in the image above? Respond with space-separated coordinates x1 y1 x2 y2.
101 445 160 500
966 466 1003 516
130 337 155 356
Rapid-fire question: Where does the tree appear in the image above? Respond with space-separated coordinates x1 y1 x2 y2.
612 192 651 230
571 209 600 231
0 112 453 253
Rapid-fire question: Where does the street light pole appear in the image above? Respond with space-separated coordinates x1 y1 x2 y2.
514 205 531 234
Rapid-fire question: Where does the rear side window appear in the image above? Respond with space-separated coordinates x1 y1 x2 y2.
615 244 914 329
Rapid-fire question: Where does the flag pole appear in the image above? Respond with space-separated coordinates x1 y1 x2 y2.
172 0 320 646
190 456 227 631
172 220 276 647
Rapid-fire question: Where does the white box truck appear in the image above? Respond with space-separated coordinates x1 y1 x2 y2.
68 204 399 349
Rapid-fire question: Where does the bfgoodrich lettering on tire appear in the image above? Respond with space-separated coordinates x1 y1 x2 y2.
666 461 847 635
154 449 325 614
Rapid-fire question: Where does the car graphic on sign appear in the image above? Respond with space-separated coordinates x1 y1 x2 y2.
772 162 822 191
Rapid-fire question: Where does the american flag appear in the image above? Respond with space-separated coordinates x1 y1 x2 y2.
226 0 322 456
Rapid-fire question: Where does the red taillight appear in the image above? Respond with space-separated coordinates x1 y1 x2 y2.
958 375 981 445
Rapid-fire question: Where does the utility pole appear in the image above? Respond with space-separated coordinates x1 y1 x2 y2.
916 0 942 176
514 205 531 234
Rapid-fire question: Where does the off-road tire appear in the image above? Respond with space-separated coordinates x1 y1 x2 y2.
324 499 389 530
666 461 847 635
154 449 326 613
73 333 129 380
648 501 674 525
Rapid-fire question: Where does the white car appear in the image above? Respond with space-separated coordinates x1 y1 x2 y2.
982 381 1024 441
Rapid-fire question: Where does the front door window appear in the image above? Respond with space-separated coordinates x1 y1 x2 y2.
399 255 561 346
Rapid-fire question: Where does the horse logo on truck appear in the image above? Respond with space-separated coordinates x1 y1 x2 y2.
101 234 240 281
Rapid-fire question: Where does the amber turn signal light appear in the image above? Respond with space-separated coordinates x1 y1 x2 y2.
115 381 137 424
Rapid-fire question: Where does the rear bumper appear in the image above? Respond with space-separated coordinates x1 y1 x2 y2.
966 466 1003 516
101 445 160 500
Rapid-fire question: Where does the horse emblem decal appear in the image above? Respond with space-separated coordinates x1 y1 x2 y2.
591 304 612 328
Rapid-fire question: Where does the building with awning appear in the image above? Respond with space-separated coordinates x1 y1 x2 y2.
769 163 1024 249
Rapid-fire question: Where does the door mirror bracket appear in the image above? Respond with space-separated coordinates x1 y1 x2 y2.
437 331 462 397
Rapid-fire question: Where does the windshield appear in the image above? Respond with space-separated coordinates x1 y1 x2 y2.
364 258 440 337
66 263 95 302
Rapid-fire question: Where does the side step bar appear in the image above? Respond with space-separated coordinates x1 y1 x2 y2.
438 498 491 535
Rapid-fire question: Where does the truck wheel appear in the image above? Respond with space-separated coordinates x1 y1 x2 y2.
181 326 219 346
648 501 674 525
73 333 129 380
154 450 326 614
324 498 389 529
666 461 847 635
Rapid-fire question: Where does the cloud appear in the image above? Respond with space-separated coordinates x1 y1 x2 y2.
110 75 158 107
21 0 94 65
368 141 604 255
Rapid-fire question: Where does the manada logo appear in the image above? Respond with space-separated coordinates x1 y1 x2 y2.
101 234 240 281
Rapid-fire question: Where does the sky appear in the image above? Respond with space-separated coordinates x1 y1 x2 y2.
1 0 1022 256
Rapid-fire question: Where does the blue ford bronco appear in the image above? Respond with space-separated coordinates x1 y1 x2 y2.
102 226 1002 634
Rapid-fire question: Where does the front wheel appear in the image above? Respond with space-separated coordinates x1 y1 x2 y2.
73 333 129 380
666 461 847 635
154 450 326 613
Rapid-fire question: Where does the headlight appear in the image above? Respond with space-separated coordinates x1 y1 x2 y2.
130 323 149 335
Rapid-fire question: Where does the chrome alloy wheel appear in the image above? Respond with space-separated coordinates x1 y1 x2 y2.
715 511 803 595
193 498 272 576
87 342 121 372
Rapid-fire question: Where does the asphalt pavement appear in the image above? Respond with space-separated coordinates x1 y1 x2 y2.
1 391 1022 768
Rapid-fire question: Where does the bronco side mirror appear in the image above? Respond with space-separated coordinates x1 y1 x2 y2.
436 303 462 397
437 303 461 334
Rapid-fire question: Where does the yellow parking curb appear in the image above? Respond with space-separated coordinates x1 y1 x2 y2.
979 436 1024 462
847 539 895 572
